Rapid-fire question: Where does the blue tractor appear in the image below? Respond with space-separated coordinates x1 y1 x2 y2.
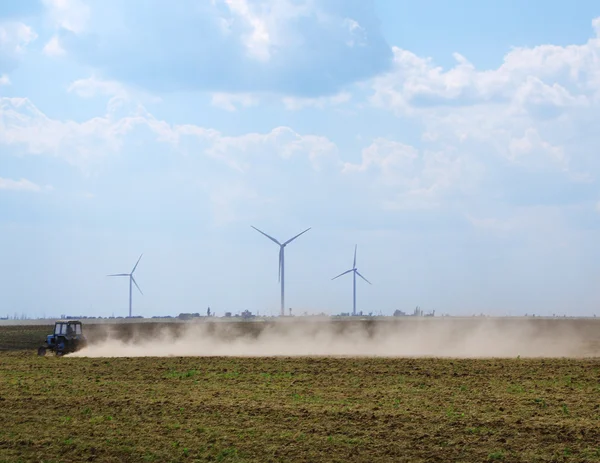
37 320 87 356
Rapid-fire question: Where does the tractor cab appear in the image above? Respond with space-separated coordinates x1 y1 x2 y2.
53 321 82 338
38 320 86 356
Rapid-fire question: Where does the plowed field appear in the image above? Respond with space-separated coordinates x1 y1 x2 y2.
2 352 600 462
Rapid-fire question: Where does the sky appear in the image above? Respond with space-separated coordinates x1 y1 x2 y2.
2 0 600 318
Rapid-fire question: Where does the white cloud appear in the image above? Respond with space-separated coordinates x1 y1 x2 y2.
511 76 589 115
68 76 127 99
343 139 418 177
371 30 600 113
221 0 335 63
508 128 566 168
8 4 600 225
0 97 348 222
42 0 90 34
282 92 351 110
224 0 272 61
0 97 339 173
343 18 367 47
211 90 352 111
56 1 390 96
43 35 66 56
0 177 49 192
342 138 481 209
67 76 162 117
210 92 259 111
0 21 37 57
0 74 10 86
368 16 600 195
200 126 339 172
371 16 600 125
0 97 127 166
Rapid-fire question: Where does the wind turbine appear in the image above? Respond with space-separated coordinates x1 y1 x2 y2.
251 226 311 317
107 254 143 318
332 245 371 316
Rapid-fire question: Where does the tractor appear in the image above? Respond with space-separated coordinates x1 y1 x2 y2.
37 320 87 356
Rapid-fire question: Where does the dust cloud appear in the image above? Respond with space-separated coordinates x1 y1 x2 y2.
68 318 599 358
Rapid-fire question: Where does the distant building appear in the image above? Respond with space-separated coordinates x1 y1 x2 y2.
393 306 434 317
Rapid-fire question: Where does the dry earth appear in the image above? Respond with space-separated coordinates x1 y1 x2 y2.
1 319 600 462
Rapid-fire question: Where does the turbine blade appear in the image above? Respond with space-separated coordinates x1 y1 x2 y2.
356 271 372 285
132 276 143 295
331 268 353 280
353 244 357 269
131 253 143 273
107 273 129 277
251 226 281 245
283 227 311 245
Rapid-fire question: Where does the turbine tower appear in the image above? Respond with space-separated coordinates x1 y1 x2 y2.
251 226 311 317
332 245 371 316
108 254 143 318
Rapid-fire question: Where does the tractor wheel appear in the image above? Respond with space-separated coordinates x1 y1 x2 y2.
37 346 47 356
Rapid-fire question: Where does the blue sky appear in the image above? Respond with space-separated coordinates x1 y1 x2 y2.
2 0 600 318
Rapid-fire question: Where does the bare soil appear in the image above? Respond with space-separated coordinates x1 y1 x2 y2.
1 350 600 462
